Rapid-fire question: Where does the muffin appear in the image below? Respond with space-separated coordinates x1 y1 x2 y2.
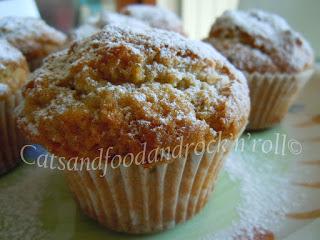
68 24 100 43
0 39 29 175
0 16 66 71
121 4 186 35
69 11 149 42
205 9 314 130
17 25 249 233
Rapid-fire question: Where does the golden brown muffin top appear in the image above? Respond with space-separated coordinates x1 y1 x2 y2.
206 9 314 74
121 4 185 35
17 25 249 162
69 11 149 42
0 17 66 70
0 39 29 94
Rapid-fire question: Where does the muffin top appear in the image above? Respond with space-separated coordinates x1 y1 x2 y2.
206 9 314 74
70 12 149 42
17 25 249 162
0 39 29 94
0 17 66 70
121 4 185 35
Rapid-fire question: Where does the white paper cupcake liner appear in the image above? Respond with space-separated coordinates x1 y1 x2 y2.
246 69 314 130
0 91 24 175
64 138 235 234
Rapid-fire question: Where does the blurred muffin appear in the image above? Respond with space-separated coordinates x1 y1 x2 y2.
0 39 29 175
121 4 186 35
68 24 100 43
205 9 314 130
17 25 249 233
69 11 149 42
0 17 66 71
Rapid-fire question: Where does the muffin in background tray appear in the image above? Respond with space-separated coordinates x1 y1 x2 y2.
69 11 149 42
121 4 186 35
0 39 29 175
205 9 314 130
0 16 66 71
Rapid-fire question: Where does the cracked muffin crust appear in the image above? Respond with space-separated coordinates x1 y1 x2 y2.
205 9 314 74
121 4 185 35
0 39 29 93
17 25 249 161
0 17 66 70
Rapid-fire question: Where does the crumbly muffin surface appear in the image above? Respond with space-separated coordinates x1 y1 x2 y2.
206 10 314 74
0 17 66 70
17 25 249 161
0 39 29 93
121 4 185 35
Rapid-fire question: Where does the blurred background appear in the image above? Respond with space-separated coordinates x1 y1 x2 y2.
1 0 319 59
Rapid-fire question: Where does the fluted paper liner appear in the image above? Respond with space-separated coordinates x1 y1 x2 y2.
246 69 314 130
0 92 24 175
64 139 235 234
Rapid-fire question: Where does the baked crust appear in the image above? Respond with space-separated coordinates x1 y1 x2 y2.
121 4 185 35
0 39 29 93
206 10 314 74
17 25 249 161
0 17 66 70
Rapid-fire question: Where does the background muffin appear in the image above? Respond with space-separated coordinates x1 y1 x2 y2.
17 25 249 233
69 11 149 42
0 39 29 175
121 4 186 35
0 17 66 71
68 24 100 43
205 9 314 130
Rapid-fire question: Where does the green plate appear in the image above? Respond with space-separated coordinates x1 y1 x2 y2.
1 67 320 240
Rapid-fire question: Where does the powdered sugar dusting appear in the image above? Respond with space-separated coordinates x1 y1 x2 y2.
0 39 24 64
0 83 9 95
204 151 305 240
0 167 51 240
90 25 228 63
